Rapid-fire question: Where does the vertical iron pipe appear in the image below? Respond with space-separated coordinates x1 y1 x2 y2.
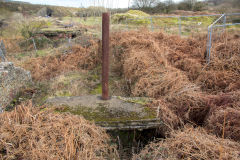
102 12 110 100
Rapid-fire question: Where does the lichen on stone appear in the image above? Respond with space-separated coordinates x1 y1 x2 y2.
0 62 32 111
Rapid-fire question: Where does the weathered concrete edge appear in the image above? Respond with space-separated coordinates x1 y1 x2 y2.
96 119 163 131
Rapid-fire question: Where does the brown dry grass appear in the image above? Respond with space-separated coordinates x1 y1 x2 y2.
196 33 240 93
163 92 210 125
133 127 240 160
15 30 240 148
21 30 239 95
0 102 119 160
207 91 240 111
206 107 240 142
22 40 100 81
205 91 240 142
0 38 23 54
150 100 184 137
111 30 240 134
111 30 209 125
111 30 201 98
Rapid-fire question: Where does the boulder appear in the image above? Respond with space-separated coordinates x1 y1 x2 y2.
0 62 32 111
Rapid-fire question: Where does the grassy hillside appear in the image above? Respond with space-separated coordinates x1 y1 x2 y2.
0 1 79 17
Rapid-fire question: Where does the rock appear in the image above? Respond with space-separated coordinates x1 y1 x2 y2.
0 62 32 111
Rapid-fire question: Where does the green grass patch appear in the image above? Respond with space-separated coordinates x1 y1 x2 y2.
62 16 101 26
90 84 102 95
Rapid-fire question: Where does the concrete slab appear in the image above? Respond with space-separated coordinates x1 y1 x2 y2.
47 95 162 130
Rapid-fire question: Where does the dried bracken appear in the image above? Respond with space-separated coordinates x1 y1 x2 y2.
111 30 240 95
22 40 100 81
133 127 240 160
111 30 198 98
206 107 240 142
17 30 240 149
0 102 119 160
150 100 184 137
164 92 210 125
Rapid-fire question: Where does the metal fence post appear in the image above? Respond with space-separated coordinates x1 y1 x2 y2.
102 12 110 100
223 15 227 30
150 17 154 31
32 38 37 53
178 17 182 36
68 37 72 47
207 26 213 63
0 40 6 57
0 48 6 62
206 27 210 61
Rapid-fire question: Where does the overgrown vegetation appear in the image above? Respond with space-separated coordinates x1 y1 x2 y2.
132 0 240 14
1 0 240 159
133 127 240 160
112 10 150 24
21 20 49 39
0 103 119 159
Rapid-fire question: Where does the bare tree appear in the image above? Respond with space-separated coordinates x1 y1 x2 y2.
133 0 159 8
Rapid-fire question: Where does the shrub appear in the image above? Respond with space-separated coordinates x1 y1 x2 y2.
193 2 207 11
34 36 53 49
19 36 53 51
111 10 150 25
126 10 150 17
21 20 48 39
0 8 12 20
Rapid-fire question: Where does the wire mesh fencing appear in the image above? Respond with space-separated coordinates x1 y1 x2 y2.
206 13 240 63
1 12 239 64
121 13 240 63
121 14 222 36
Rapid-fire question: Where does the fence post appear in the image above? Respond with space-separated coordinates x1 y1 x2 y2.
68 37 72 47
207 26 213 63
178 17 182 36
32 38 37 53
126 19 129 30
223 15 227 30
0 48 6 62
150 17 154 31
0 40 6 57
102 12 110 100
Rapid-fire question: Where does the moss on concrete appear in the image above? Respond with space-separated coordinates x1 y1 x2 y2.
116 96 152 105
55 104 156 123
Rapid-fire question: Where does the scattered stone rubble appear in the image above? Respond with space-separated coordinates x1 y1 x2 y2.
0 62 32 112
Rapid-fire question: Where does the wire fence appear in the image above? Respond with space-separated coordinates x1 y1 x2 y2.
1 12 239 63
123 12 240 63
206 13 240 63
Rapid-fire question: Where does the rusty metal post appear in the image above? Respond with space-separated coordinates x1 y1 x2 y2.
102 12 110 100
